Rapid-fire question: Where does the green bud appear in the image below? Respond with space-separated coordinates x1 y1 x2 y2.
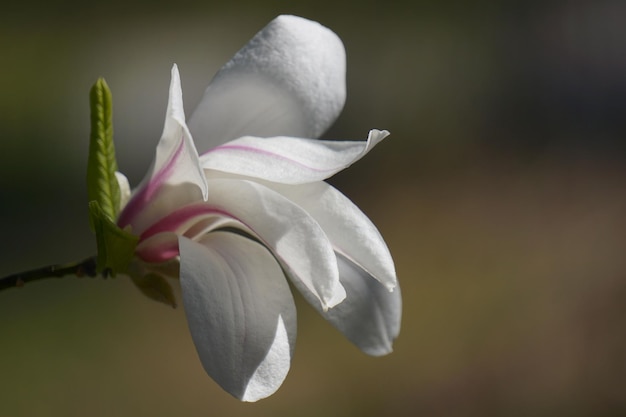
87 79 138 276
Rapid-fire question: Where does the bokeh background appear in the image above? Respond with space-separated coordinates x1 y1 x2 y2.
1 1 626 416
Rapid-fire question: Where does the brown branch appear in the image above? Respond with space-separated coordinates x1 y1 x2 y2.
0 257 98 292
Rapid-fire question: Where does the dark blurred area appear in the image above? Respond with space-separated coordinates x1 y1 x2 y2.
1 1 625 416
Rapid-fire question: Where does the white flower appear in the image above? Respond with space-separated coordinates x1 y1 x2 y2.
116 15 401 402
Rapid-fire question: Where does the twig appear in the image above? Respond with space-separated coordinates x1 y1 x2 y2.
0 257 98 293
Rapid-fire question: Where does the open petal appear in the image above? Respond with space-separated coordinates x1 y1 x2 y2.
302 254 402 356
203 178 345 310
270 180 397 290
179 233 297 402
188 15 346 152
118 65 207 233
201 129 390 184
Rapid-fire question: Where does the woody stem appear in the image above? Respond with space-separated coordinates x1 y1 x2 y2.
0 257 98 293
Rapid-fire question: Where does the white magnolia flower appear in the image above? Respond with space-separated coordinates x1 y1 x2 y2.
115 15 401 402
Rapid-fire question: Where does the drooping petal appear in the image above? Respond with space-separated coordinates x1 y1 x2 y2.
269 180 397 291
117 65 207 233
200 129 389 184
302 254 402 356
202 177 346 310
188 15 346 152
179 233 297 402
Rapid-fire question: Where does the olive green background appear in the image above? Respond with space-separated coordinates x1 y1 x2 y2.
1 1 625 416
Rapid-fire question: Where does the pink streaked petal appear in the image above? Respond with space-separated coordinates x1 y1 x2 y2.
199 129 390 184
118 135 186 228
140 203 236 241
136 232 180 263
139 179 345 309
117 65 207 233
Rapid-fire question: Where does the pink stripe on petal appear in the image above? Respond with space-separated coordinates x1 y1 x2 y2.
136 240 180 263
203 144 327 173
118 136 186 228
135 203 250 264
140 204 234 241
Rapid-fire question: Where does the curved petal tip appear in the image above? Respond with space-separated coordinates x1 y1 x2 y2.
239 14 347 137
189 15 347 150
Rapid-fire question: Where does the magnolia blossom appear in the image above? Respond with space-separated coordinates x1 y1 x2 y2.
115 15 401 401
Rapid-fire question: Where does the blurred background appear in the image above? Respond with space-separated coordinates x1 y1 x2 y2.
1 1 626 416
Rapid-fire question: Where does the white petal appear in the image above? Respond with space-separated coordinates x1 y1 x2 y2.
117 65 207 233
271 180 397 290
204 177 345 310
200 129 389 184
188 15 346 152
115 171 131 211
179 233 297 402
151 65 205 190
303 254 402 356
